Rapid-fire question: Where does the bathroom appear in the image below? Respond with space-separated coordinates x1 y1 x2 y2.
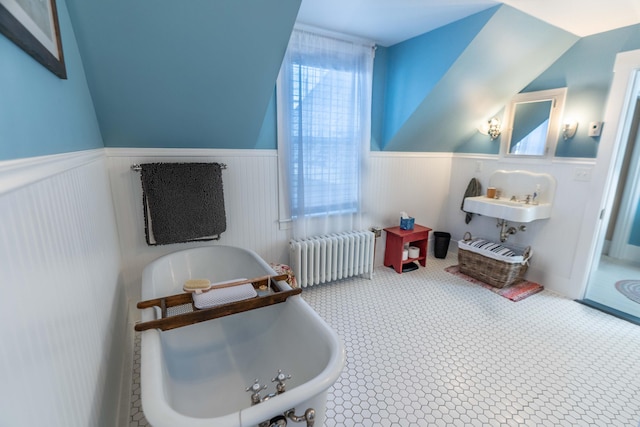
1 0 640 425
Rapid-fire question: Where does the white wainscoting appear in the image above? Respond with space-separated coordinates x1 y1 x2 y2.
106 148 290 307
107 148 594 303
107 149 456 305
0 150 126 427
446 155 598 299
367 152 454 265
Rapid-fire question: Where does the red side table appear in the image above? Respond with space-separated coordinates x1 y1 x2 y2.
383 224 432 274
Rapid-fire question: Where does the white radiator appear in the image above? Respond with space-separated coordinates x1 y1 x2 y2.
290 230 375 287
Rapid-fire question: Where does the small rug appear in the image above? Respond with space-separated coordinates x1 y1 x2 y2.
615 280 640 304
445 265 543 302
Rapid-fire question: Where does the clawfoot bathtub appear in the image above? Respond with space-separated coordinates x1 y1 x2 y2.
138 245 345 426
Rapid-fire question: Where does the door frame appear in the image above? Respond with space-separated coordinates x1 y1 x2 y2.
576 49 640 299
609 97 640 261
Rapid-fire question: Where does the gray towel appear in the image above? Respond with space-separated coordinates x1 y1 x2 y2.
140 162 226 245
460 178 482 224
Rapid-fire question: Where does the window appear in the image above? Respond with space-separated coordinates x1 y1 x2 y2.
277 29 374 237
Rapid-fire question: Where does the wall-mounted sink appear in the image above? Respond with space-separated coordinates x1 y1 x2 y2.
463 170 556 223
463 196 552 222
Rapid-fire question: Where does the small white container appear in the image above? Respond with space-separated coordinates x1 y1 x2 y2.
402 249 409 261
408 246 420 258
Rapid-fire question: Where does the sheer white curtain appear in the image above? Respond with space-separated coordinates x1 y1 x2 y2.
277 29 374 240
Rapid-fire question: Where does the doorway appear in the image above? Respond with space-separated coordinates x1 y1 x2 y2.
582 54 640 323
608 97 640 262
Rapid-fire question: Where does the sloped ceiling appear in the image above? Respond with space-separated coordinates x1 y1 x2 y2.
380 7 499 148
297 0 497 47
65 0 301 149
382 5 579 152
297 0 640 45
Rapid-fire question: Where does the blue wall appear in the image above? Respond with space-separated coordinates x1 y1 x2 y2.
256 91 278 150
524 24 640 158
372 8 640 157
4 1 640 162
630 203 640 247
65 0 301 151
377 5 577 153
0 0 103 161
371 46 388 151
376 7 498 149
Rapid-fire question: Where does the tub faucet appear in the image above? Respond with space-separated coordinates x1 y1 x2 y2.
272 370 292 394
246 379 268 405
247 370 292 406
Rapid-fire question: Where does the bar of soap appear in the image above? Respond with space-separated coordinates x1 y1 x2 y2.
184 279 211 292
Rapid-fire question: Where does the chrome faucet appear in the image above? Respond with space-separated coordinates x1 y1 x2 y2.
247 370 292 405
246 379 268 405
272 369 292 394
510 194 532 204
250 371 315 427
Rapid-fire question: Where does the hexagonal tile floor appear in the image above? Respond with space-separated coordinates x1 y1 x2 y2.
129 256 640 426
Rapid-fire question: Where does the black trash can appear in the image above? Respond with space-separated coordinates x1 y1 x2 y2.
433 231 451 259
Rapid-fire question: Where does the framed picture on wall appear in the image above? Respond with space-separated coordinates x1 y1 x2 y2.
0 0 66 79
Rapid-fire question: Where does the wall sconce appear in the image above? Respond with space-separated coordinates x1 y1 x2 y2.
478 117 501 140
487 117 501 140
563 120 578 140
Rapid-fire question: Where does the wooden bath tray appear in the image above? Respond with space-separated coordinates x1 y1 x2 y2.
134 274 300 331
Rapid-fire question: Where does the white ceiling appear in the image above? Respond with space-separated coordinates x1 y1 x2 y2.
296 0 640 46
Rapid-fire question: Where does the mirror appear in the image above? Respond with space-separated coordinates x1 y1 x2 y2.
510 100 553 155
502 88 567 159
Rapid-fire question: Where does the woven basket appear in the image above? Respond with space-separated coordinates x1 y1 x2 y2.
457 234 532 289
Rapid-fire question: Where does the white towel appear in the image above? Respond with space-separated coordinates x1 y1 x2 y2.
192 283 257 309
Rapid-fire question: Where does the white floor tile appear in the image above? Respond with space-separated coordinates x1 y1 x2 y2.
128 257 640 426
